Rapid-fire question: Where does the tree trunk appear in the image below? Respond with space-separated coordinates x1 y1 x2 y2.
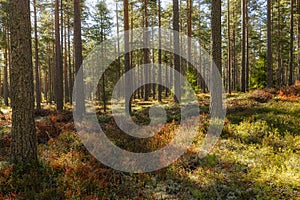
64 18 69 103
55 0 64 111
298 0 300 80
74 0 86 115
67 14 73 103
241 0 246 92
211 0 223 116
173 0 181 103
34 0 41 111
144 0 150 101
227 0 231 94
158 0 162 102
3 27 9 106
124 0 132 113
10 0 37 164
267 0 273 88
289 0 294 85
245 0 249 91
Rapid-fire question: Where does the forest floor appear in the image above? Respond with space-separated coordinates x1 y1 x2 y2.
0 87 300 199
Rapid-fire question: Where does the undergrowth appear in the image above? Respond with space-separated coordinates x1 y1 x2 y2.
0 92 299 199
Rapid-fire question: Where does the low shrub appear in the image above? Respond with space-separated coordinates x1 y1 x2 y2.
249 90 273 103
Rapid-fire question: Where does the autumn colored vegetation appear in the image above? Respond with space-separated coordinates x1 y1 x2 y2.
0 87 299 199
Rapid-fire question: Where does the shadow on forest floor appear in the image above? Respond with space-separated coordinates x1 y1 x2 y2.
0 93 299 199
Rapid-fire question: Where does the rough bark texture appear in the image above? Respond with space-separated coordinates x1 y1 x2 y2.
211 0 223 117
10 0 37 164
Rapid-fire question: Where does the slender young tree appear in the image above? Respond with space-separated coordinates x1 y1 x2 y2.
55 0 64 111
289 0 294 85
267 0 273 88
144 0 150 101
10 0 37 163
241 0 246 92
33 0 41 111
158 0 162 102
173 0 181 103
245 1 249 90
227 0 231 94
3 27 9 106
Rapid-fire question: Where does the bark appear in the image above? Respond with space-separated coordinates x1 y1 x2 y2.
267 0 273 88
241 0 246 92
3 27 9 106
211 0 223 117
289 0 294 85
144 0 150 101
298 0 300 80
158 0 162 102
173 0 181 103
227 0 231 94
74 0 86 115
34 0 41 111
10 0 37 163
124 0 132 112
55 0 64 111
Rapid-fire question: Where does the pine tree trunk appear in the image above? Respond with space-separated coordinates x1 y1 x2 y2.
241 0 246 92
3 27 9 106
74 0 86 115
144 0 150 101
289 0 294 85
211 0 223 117
10 0 37 164
227 0 231 94
173 0 181 103
158 0 162 102
267 0 273 88
124 0 131 112
297 0 300 80
34 0 41 111
55 0 64 111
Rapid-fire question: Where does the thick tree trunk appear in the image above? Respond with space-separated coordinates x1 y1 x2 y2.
211 0 223 117
10 0 37 164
